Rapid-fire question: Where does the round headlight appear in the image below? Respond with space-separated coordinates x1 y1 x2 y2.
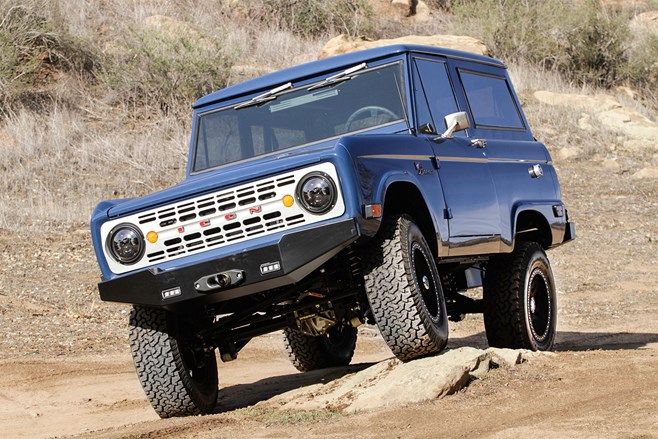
107 224 145 265
297 172 337 214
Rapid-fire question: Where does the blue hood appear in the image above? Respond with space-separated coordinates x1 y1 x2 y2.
106 144 338 218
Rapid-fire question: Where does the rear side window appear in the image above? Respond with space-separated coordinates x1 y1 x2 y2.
460 71 524 130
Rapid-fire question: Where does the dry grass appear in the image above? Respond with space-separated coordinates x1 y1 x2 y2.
0 108 188 229
0 0 656 234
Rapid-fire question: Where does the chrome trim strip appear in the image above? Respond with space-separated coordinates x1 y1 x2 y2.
437 156 550 164
357 154 548 165
356 154 433 160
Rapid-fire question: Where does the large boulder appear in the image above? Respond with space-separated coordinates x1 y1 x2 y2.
630 10 658 35
633 167 658 180
533 90 658 145
318 34 489 59
260 347 548 413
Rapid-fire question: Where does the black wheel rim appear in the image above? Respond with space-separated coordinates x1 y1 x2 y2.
411 242 440 321
182 347 214 387
528 267 550 341
326 324 346 346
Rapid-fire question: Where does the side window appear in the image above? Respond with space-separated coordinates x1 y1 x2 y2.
414 58 460 133
459 71 525 129
412 61 434 133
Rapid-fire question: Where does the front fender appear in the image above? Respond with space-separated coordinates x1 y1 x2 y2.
509 202 567 251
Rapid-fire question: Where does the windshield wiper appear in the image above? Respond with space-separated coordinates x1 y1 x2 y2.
307 62 367 91
234 82 293 110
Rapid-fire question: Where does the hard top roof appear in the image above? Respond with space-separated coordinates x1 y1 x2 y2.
192 44 504 109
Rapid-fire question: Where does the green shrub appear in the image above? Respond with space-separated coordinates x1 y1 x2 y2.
452 0 631 87
624 33 658 101
247 0 374 37
0 1 100 113
103 26 232 116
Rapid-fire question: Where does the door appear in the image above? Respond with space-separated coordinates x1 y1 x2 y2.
412 56 501 255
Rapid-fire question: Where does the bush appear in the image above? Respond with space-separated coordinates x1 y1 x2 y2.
452 0 631 87
245 0 374 37
624 33 658 102
103 25 232 116
0 1 100 113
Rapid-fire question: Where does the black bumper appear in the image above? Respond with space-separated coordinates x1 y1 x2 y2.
98 219 359 307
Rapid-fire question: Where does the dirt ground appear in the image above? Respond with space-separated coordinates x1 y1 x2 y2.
0 157 657 438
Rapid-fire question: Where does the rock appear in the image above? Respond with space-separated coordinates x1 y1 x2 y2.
615 86 637 101
558 147 582 160
630 10 658 35
602 159 621 172
578 113 594 131
632 167 658 180
534 91 658 144
534 91 621 112
596 107 658 141
318 34 489 60
487 348 522 367
261 347 546 413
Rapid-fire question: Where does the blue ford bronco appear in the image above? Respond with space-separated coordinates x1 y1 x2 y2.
91 45 575 417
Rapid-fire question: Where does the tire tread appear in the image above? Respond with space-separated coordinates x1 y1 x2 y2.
129 306 218 418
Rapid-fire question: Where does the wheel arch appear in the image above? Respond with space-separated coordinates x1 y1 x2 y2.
513 207 552 249
382 181 438 257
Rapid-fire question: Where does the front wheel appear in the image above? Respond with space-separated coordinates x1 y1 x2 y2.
362 215 448 362
483 241 557 351
129 306 219 418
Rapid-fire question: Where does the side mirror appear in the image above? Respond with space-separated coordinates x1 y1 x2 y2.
441 111 470 138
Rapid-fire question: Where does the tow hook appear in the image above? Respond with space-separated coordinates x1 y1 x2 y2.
194 269 245 292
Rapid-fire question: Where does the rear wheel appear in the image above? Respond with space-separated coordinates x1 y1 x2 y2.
483 241 557 351
129 306 218 417
362 215 448 362
283 323 357 372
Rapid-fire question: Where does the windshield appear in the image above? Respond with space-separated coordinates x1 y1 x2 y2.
192 62 406 173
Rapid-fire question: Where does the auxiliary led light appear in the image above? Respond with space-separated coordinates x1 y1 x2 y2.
283 194 294 207
146 231 158 244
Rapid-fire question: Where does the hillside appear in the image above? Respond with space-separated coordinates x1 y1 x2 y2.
0 1 657 438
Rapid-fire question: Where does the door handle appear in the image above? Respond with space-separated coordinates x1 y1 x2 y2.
470 139 486 148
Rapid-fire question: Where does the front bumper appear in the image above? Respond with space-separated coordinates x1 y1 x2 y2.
98 219 359 307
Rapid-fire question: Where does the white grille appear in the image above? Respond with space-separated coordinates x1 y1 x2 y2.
101 162 345 274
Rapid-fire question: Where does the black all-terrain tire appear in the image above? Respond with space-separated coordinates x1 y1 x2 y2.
129 306 219 418
362 215 448 362
283 323 357 372
483 241 557 351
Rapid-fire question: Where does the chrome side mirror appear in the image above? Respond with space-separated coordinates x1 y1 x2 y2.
441 111 470 138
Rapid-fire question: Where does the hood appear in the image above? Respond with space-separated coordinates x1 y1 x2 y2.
106 143 338 218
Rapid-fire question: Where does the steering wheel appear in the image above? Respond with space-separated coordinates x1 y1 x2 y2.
345 106 397 132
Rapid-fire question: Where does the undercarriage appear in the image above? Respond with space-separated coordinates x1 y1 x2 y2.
178 246 489 363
